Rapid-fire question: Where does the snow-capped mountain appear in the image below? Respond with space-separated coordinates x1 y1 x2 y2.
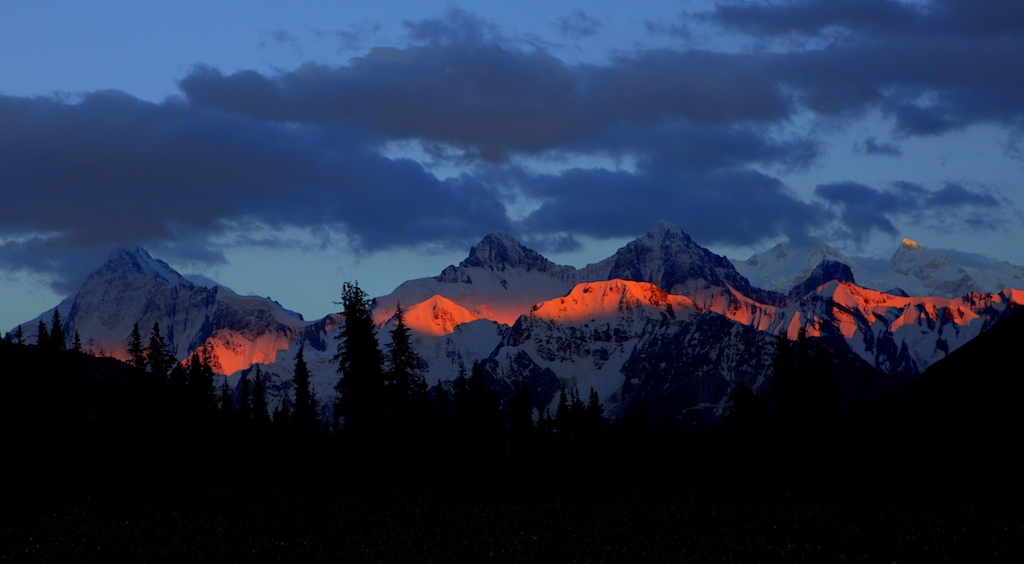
482 280 700 409
868 238 1024 297
583 221 782 306
15 224 1024 422
787 260 856 298
373 232 583 327
20 247 307 375
731 240 855 295
734 237 1024 298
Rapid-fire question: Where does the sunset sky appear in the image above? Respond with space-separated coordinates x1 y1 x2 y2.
3 0 1023 331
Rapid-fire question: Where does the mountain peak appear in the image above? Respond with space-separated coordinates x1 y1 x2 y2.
100 246 185 285
891 237 926 262
598 222 757 295
459 232 557 272
529 279 696 324
642 221 690 243
788 259 856 298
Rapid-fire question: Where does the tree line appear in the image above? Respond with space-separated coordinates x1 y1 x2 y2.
1 283 909 481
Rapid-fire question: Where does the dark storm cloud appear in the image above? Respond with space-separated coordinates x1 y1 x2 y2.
180 46 793 162
8 4 1023 290
0 91 510 286
704 1 1024 136
556 10 601 39
708 0 1024 38
709 0 919 37
181 2 1024 160
815 180 1003 242
517 161 827 248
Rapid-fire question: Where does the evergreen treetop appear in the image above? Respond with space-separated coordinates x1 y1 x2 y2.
386 303 427 402
291 344 319 436
49 310 66 352
333 281 384 435
146 323 175 378
36 319 49 348
127 323 146 370
252 365 270 427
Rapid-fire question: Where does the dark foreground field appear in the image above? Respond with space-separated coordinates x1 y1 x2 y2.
3 470 1022 563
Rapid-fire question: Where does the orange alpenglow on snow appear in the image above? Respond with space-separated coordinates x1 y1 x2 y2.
813 280 990 338
529 280 697 324
387 295 484 337
198 331 295 375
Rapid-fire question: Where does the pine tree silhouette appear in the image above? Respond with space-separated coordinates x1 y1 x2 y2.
291 344 319 437
333 281 384 440
49 310 66 353
146 323 175 379
127 323 146 370
384 303 428 445
238 370 252 423
36 319 49 348
252 365 270 428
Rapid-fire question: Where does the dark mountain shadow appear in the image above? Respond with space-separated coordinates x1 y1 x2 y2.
864 306 1024 477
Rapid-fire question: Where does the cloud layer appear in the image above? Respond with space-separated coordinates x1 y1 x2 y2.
2 2 1020 290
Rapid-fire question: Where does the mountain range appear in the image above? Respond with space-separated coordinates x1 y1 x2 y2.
14 223 1023 423
733 237 1024 298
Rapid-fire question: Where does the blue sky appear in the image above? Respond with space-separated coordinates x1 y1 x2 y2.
3 1 1023 331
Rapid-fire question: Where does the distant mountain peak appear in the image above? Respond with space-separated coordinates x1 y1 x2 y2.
789 259 856 298
649 219 685 235
901 237 921 250
98 246 185 286
459 232 558 272
599 221 758 298
641 221 691 244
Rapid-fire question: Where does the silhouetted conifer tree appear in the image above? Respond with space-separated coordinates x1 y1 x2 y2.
386 304 427 396
49 310 66 352
146 323 175 379
585 388 605 429
291 344 319 437
127 323 146 370
238 370 252 422
333 281 384 439
554 387 569 440
384 304 428 443
167 363 188 399
554 386 587 447
13 325 23 345
187 351 216 415
36 320 49 348
273 399 291 430
252 365 270 427
570 387 585 432
72 331 82 353
581 387 607 450
219 377 232 412
536 408 551 448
